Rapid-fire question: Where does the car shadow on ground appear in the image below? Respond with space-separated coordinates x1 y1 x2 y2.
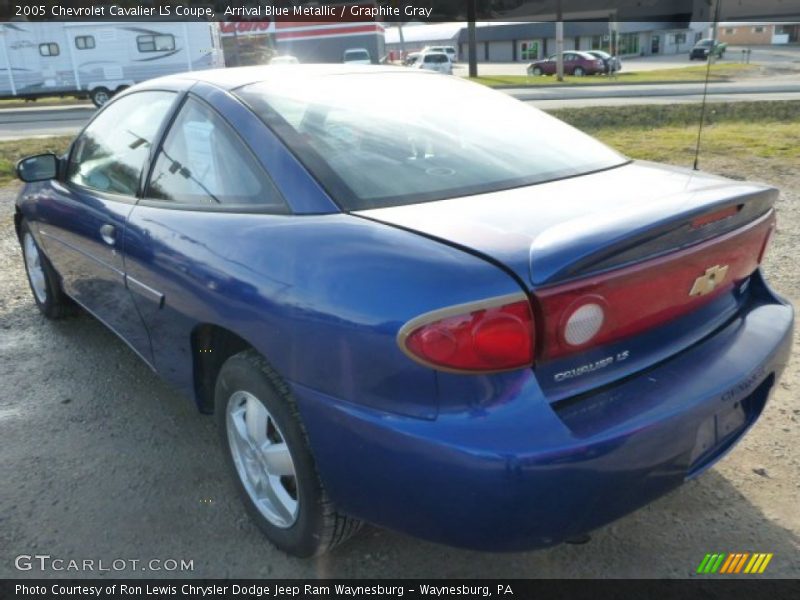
0 306 797 579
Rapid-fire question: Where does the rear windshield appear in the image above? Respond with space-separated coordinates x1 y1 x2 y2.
236 73 627 210
344 50 369 61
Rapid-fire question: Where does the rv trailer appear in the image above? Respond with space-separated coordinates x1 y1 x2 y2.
0 21 224 106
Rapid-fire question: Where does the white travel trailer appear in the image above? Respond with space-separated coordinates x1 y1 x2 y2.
0 21 224 106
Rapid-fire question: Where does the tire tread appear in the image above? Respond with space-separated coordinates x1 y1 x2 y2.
235 349 362 555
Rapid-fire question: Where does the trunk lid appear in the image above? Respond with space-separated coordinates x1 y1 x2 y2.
356 161 776 288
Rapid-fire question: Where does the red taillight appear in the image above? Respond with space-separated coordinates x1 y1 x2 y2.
536 210 775 360
399 295 535 373
399 213 775 373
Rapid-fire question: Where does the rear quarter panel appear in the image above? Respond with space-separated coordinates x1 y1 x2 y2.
123 208 528 419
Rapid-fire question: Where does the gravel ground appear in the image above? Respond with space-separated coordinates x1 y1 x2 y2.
0 158 798 578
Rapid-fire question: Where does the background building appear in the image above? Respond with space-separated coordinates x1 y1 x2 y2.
221 21 385 65
718 22 800 45
385 21 706 62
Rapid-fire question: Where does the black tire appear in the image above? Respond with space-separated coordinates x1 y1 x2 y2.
215 350 361 557
89 87 111 107
573 66 585 77
532 66 543 76
19 221 74 320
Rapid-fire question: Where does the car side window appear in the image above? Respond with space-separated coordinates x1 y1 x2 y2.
145 97 287 211
67 91 176 196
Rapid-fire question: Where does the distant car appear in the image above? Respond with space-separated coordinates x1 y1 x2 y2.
586 50 621 74
403 52 421 66
410 51 453 75
269 55 299 65
343 48 372 65
690 39 727 60
422 45 457 62
527 51 605 76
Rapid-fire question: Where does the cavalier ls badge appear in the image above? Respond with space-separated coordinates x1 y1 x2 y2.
690 264 730 297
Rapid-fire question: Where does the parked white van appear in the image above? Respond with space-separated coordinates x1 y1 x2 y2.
422 45 457 62
0 21 224 106
343 48 372 65
411 51 453 75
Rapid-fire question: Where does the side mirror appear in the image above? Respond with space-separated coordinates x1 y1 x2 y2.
16 153 58 182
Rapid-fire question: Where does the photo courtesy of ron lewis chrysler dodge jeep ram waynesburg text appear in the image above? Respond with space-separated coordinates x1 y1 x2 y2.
14 65 793 557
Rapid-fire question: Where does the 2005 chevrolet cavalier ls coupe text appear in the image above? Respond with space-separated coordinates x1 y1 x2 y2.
15 66 793 557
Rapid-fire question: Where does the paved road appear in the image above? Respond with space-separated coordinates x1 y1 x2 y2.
504 80 800 105
529 91 800 109
0 104 95 141
1 78 799 140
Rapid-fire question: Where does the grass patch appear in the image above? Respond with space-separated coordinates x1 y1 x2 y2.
587 122 798 165
0 136 71 187
468 63 757 87
546 101 800 169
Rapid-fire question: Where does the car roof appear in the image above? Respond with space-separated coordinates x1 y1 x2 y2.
147 64 409 92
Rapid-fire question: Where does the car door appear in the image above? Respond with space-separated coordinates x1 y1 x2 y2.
123 94 289 388
36 90 178 364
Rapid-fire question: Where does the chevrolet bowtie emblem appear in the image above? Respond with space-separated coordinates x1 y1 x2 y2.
690 265 730 297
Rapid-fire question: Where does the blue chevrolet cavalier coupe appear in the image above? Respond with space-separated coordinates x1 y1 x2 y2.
14 66 793 556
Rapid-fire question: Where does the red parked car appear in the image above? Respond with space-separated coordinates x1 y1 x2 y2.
527 51 605 76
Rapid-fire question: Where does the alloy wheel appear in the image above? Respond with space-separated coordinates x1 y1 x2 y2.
226 390 299 528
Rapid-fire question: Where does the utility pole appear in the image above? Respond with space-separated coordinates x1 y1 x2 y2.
467 0 478 78
398 22 407 61
710 0 719 42
555 0 564 81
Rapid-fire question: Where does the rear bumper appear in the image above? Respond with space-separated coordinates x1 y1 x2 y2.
293 272 793 551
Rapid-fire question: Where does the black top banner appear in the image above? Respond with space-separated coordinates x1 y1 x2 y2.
2 1 800 23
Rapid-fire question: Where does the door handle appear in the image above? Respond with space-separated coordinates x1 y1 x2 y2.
100 224 116 246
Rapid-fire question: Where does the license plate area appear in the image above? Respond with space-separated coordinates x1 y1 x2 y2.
687 373 774 477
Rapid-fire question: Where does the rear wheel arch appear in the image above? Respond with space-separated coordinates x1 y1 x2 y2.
191 324 253 414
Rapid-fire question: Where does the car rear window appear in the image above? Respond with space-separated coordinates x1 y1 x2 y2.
236 73 627 210
345 50 369 61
